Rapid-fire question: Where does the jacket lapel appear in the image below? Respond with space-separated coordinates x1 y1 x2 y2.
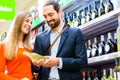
57 26 69 56
44 30 51 55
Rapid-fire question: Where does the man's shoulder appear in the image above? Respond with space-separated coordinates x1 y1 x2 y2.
69 27 81 32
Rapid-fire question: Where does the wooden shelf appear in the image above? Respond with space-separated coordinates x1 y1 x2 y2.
88 51 120 66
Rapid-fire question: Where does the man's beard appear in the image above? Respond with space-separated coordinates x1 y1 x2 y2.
47 19 60 29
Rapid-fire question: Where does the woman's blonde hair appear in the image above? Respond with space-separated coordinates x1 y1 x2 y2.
5 11 33 60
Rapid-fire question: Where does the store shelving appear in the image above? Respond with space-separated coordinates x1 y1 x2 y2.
78 8 120 40
88 51 120 66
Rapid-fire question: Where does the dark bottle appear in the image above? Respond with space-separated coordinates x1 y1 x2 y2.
93 70 99 80
98 0 105 17
82 71 87 80
101 69 108 80
78 10 82 26
98 35 105 55
117 58 120 79
104 0 114 13
117 17 120 51
67 13 74 27
72 11 81 27
64 12 68 24
114 58 119 80
108 68 114 80
87 40 92 58
91 37 98 57
105 32 114 54
86 5 91 22
87 71 92 80
113 33 118 52
91 1 98 20
81 8 86 25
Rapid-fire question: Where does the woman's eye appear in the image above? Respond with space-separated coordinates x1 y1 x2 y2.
26 20 29 23
31 21 32 24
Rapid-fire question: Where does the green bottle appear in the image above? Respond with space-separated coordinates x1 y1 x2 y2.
116 16 120 51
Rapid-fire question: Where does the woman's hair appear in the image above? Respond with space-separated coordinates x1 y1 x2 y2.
5 11 33 60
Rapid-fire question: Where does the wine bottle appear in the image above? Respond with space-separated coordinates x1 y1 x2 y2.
86 5 91 22
101 69 108 80
114 58 119 80
91 1 98 20
23 51 47 61
93 70 99 80
98 35 105 55
104 0 114 13
104 32 114 54
87 40 92 58
82 71 87 80
87 71 92 80
108 68 114 80
116 16 120 51
117 58 120 79
81 8 86 25
78 10 82 26
72 11 80 27
98 0 105 17
113 33 118 52
91 37 98 57
68 13 73 27
64 12 68 24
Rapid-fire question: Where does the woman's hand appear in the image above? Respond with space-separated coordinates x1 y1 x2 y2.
32 59 45 67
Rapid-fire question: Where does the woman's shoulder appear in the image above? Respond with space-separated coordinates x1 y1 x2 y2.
0 41 7 51
0 41 5 47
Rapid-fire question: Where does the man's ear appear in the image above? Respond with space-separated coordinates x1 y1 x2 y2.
58 8 63 16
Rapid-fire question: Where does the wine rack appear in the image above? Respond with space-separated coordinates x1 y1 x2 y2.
78 8 120 40
88 51 120 65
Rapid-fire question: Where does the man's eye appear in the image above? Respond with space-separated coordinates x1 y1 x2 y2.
49 13 53 16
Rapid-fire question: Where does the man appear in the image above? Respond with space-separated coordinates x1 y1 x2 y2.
33 1 87 80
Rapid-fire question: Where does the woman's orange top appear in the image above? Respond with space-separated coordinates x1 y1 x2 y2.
0 42 34 80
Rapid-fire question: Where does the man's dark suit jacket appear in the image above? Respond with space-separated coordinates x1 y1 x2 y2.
33 24 88 80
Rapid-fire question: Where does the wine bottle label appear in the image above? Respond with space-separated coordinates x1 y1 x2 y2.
92 12 95 19
98 46 102 55
81 18 86 25
83 78 85 80
98 9 101 17
118 44 120 51
105 5 109 13
105 44 110 53
92 48 97 57
74 20 79 27
87 50 91 58
117 72 120 80
117 26 120 51
86 15 90 22
114 72 117 80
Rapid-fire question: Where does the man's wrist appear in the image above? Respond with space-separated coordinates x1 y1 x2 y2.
57 58 63 69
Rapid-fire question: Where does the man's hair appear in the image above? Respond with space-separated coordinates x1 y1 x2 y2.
43 1 60 13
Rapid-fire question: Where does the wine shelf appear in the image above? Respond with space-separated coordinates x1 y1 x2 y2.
88 51 120 66
77 8 120 40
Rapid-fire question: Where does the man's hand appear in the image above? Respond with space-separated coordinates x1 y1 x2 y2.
42 56 59 68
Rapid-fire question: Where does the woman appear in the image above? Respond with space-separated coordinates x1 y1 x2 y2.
0 11 34 80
